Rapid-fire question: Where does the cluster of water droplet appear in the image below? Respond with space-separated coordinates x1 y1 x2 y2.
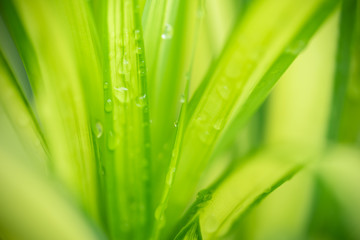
161 23 173 40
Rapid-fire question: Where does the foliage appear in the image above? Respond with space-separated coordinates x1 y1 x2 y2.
0 0 359 239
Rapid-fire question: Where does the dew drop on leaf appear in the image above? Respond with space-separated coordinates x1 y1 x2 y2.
155 203 167 227
165 167 176 185
134 29 141 40
100 165 105 176
199 130 211 144
107 130 119 150
161 23 173 39
285 40 306 55
217 84 231 99
155 204 163 220
196 115 206 125
103 81 109 89
135 94 147 107
105 99 113 112
118 58 131 74
114 87 129 103
180 94 185 103
213 118 224 130
93 121 103 138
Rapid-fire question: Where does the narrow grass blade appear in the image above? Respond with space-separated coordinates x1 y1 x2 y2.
327 0 358 141
318 145 360 239
0 17 35 113
174 145 314 239
0 52 48 170
103 0 152 238
166 0 340 232
333 1 360 144
231 170 314 240
265 10 339 148
144 0 209 217
143 0 206 191
0 0 103 223
151 79 191 239
0 151 105 240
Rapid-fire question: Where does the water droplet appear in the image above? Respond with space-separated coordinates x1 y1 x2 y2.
105 99 113 112
155 203 167 220
107 131 119 150
161 24 173 39
174 121 178 128
154 205 167 227
134 29 141 40
196 115 206 125
103 82 109 89
165 167 176 185
136 47 142 54
213 118 223 130
135 94 147 107
100 165 105 176
93 121 103 138
155 206 162 220
180 94 185 103
118 57 131 74
217 84 231 99
199 130 211 144
204 215 218 233
285 40 306 55
114 87 129 103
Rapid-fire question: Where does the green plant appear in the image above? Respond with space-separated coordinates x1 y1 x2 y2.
0 0 359 239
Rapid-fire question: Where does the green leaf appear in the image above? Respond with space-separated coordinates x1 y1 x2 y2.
175 144 314 239
335 0 360 144
327 0 358 141
265 9 338 148
0 52 48 170
151 77 191 239
317 145 360 239
0 150 105 240
165 0 339 234
0 0 103 224
100 0 152 238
